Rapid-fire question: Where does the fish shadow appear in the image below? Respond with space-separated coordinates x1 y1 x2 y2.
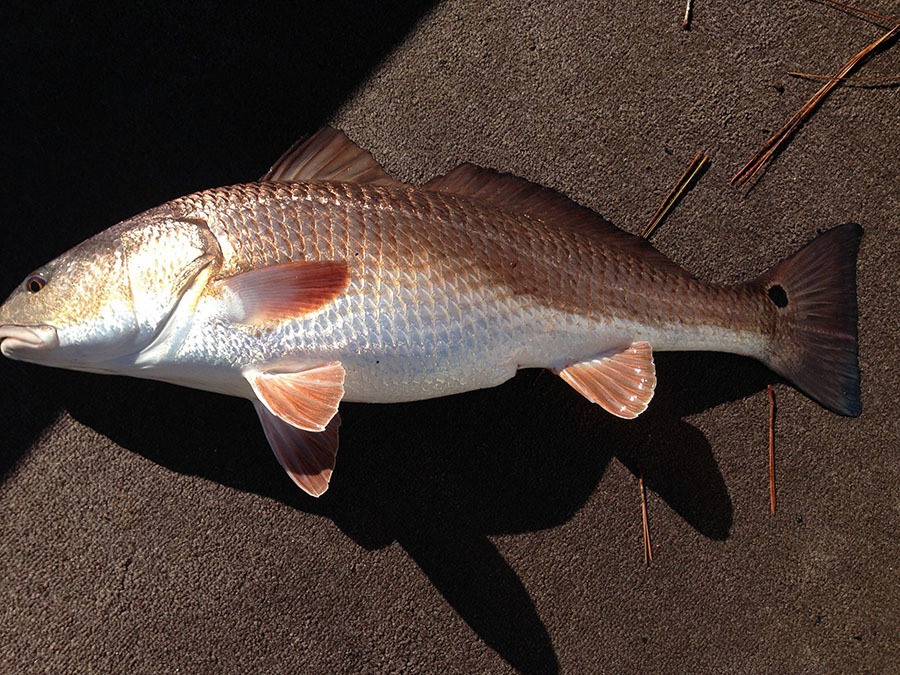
0 364 69 482
54 351 772 674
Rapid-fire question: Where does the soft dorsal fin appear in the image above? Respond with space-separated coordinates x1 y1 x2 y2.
246 362 345 433
424 164 686 274
220 261 350 324
556 342 657 419
262 127 399 185
254 402 340 497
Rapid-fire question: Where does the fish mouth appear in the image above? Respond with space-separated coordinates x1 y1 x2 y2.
0 325 60 358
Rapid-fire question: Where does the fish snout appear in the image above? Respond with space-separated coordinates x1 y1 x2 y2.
0 325 60 359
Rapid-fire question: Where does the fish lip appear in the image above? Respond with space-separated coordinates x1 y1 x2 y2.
0 324 60 357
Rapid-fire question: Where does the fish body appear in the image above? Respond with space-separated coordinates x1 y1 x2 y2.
0 128 862 496
151 181 756 402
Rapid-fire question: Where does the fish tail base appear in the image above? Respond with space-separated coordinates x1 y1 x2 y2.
753 223 863 416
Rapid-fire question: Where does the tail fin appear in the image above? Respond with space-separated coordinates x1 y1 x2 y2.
754 223 863 416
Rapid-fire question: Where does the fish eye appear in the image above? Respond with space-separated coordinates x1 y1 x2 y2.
25 275 47 293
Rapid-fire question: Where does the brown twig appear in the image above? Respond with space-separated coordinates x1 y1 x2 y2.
787 71 900 87
768 385 776 515
639 464 653 564
731 22 899 188
642 152 709 239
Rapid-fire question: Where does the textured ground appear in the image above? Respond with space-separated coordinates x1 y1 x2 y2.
1 2 898 673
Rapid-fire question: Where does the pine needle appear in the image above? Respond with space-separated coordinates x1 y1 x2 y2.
787 71 900 87
639 464 653 564
809 0 898 27
731 22 899 188
768 385 776 515
683 0 694 30
642 152 709 239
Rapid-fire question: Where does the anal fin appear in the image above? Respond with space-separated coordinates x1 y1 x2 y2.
254 403 340 497
557 342 656 419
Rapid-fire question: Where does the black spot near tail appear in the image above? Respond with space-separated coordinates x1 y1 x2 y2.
767 284 788 308
754 223 863 416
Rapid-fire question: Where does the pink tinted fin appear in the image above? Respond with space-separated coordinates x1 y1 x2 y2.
254 402 340 497
752 223 862 416
261 127 399 185
221 261 350 323
423 164 687 275
556 342 657 419
246 362 345 432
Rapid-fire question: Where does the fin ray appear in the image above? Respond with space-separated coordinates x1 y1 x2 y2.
246 362 345 432
220 261 350 324
557 342 657 419
254 403 339 497
262 127 399 185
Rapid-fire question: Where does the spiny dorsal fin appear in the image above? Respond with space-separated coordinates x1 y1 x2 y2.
556 342 657 419
424 164 687 274
262 127 400 185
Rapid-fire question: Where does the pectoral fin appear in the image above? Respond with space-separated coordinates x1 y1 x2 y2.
221 261 350 324
246 362 345 432
254 402 340 497
556 342 656 419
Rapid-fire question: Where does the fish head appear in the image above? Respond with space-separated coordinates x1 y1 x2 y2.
0 209 220 371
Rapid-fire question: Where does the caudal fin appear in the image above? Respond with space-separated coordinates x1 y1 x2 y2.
755 223 862 416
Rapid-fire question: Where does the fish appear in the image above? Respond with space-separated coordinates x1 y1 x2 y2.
0 127 862 497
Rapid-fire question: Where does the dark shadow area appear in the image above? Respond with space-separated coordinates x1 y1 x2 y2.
56 350 773 674
616 352 776 540
0 364 68 481
402 531 560 675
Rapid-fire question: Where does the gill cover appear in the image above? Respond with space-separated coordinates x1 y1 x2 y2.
123 213 222 365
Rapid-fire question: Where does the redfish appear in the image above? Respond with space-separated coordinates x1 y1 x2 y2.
0 128 862 496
